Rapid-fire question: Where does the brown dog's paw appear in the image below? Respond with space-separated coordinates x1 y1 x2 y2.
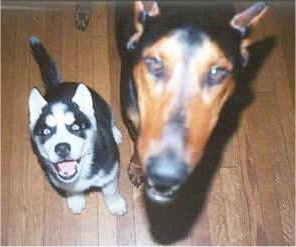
128 156 144 188
75 4 90 31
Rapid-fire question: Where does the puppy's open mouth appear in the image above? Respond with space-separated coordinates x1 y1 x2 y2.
145 179 180 204
53 160 80 180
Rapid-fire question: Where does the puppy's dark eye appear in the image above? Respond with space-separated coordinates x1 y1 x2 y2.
208 66 229 86
41 128 51 136
143 56 164 79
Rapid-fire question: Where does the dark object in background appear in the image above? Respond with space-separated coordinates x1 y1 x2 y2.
75 3 91 31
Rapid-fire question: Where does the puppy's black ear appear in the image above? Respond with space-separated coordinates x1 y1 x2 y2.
126 1 160 50
230 2 268 67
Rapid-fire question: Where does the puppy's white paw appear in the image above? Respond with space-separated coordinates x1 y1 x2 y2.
66 194 86 214
104 193 127 216
112 126 123 144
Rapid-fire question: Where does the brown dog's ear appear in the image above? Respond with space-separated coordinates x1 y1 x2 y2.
137 1 160 17
127 1 160 50
230 2 268 67
230 2 268 34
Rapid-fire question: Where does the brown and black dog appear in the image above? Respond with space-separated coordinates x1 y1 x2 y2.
115 1 267 204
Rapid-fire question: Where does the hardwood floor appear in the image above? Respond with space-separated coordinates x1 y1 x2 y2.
1 2 294 245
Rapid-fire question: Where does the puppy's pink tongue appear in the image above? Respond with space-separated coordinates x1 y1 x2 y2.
57 161 77 177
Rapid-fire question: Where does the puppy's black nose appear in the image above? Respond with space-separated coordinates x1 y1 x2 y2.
147 155 189 189
55 142 71 158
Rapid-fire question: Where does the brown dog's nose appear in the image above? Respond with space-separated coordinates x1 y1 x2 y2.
147 154 189 189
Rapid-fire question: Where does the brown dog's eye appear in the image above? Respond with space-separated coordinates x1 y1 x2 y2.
143 56 164 80
208 66 229 86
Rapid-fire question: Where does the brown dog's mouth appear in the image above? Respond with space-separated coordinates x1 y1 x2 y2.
145 178 181 204
53 160 80 180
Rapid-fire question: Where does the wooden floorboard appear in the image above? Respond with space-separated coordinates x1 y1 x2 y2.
207 172 230 245
242 94 289 245
272 2 295 105
1 2 295 246
263 6 295 180
1 10 17 246
220 167 250 245
7 11 33 245
25 7 46 246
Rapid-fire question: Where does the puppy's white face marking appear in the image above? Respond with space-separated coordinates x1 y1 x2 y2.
29 84 99 184
32 101 96 164
50 104 71 125
45 115 56 127
64 112 75 125
45 107 75 127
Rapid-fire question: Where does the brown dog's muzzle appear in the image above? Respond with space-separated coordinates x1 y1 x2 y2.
138 108 202 203
146 152 189 203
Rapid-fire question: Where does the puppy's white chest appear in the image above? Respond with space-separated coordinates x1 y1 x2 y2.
58 162 118 193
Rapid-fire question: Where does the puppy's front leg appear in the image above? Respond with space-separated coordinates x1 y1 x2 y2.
102 178 127 216
66 192 86 214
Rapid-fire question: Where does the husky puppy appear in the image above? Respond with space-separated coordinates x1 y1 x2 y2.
28 36 127 215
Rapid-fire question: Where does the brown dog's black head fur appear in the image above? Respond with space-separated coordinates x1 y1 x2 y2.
118 1 267 203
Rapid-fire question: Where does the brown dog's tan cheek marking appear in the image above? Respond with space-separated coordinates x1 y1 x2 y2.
133 62 173 166
185 77 235 168
181 41 235 168
185 97 212 167
132 35 184 166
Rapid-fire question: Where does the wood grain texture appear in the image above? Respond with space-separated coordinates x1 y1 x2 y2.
1 11 17 246
237 121 268 245
25 7 46 245
1 2 294 246
221 167 250 245
272 2 295 105
6 11 31 245
262 4 295 181
243 94 294 245
207 172 229 245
